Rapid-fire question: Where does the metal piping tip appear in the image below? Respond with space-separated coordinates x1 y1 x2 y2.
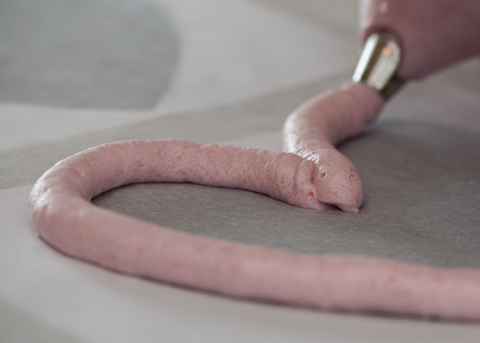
352 30 405 100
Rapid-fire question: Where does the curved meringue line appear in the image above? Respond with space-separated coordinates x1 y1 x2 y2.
29 139 480 320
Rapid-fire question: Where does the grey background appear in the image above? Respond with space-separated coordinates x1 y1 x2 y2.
0 0 179 109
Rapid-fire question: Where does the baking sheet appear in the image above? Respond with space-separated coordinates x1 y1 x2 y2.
93 119 480 268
